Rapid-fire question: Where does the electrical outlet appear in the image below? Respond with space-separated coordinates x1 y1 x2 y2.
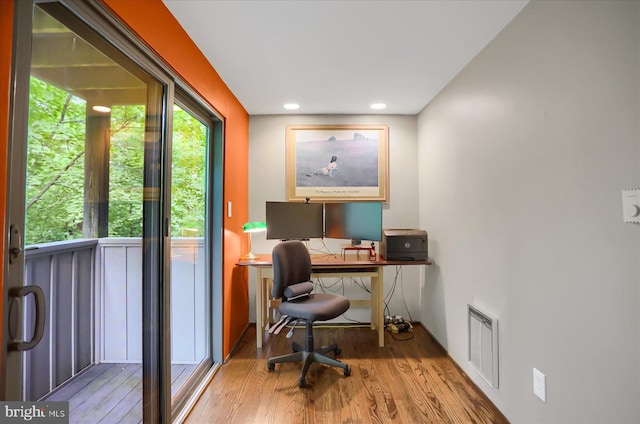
533 368 546 402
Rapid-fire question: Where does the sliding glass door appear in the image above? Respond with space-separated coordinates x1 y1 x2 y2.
3 1 221 421
169 99 214 414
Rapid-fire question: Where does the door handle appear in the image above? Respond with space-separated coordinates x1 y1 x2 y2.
8 225 23 264
8 286 46 351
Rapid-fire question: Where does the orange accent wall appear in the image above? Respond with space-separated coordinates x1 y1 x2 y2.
0 0 14 367
99 0 250 359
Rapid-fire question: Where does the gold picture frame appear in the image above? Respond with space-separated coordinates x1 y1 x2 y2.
286 124 389 202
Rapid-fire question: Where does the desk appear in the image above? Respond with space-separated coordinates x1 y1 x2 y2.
237 254 431 349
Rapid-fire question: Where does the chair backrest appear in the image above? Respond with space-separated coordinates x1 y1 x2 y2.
271 240 312 299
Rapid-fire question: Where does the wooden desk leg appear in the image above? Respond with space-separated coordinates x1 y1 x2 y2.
370 276 378 331
372 267 384 347
263 277 271 334
268 279 274 326
255 269 264 349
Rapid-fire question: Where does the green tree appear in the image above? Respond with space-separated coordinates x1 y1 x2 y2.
26 78 86 244
25 77 209 244
171 106 207 237
108 104 145 237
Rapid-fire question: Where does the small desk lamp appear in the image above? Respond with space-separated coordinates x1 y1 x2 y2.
242 221 266 261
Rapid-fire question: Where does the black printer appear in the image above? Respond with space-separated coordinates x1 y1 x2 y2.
380 229 428 261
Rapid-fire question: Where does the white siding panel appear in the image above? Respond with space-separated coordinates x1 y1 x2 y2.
126 246 142 361
102 246 128 361
194 241 206 359
171 245 196 362
100 239 205 363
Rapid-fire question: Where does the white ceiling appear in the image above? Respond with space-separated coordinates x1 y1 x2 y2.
162 0 529 115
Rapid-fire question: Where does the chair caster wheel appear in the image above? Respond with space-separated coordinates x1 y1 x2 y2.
298 376 306 388
344 365 351 377
268 362 275 371
334 347 342 355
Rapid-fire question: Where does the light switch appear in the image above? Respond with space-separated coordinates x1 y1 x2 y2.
622 189 640 223
533 368 546 402
227 201 232 218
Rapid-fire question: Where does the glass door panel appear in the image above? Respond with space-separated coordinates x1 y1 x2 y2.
170 103 211 410
6 2 222 420
4 3 162 422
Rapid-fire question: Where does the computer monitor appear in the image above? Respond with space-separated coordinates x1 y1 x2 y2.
265 201 324 240
324 202 383 245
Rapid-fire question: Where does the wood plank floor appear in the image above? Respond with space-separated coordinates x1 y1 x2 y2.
44 363 197 423
185 324 508 424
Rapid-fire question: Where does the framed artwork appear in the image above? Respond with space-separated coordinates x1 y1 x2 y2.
286 124 389 202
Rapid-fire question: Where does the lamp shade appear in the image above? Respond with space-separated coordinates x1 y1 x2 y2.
243 221 267 233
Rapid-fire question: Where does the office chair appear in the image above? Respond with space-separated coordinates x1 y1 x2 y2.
267 240 351 387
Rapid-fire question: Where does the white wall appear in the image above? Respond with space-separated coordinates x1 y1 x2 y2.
418 1 640 422
248 115 423 323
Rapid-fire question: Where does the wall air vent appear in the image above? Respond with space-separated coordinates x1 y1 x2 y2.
468 304 499 388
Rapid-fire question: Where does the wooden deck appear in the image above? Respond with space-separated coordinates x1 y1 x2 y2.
185 324 509 424
44 363 197 423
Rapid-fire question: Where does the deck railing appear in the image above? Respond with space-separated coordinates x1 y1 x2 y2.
24 239 97 400
99 238 206 363
23 237 206 400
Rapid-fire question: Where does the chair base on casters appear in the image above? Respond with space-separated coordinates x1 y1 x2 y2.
267 322 351 388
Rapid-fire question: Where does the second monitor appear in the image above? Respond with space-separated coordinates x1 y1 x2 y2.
324 202 382 245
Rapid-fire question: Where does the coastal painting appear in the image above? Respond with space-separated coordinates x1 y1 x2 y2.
285 124 388 202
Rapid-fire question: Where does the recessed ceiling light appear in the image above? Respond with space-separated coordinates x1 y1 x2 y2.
92 105 111 113
370 103 386 110
283 103 300 110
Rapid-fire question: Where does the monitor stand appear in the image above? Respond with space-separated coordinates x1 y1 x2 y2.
342 241 376 261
